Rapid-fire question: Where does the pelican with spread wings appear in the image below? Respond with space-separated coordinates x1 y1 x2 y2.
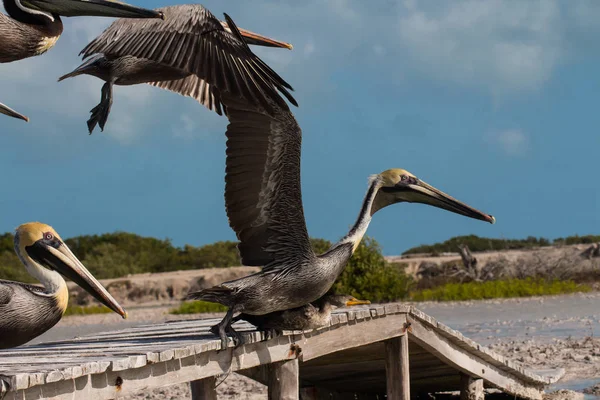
187 93 496 349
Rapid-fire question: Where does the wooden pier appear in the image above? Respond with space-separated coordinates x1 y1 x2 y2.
0 305 563 400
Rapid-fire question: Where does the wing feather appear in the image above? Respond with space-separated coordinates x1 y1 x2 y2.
147 75 225 115
80 5 297 114
222 94 312 269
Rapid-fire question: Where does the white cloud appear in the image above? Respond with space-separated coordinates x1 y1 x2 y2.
397 0 563 94
492 129 529 156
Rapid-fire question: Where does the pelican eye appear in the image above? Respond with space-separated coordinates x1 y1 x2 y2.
400 175 418 185
44 233 54 241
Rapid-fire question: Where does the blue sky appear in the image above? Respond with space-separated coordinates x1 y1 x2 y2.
1 0 599 255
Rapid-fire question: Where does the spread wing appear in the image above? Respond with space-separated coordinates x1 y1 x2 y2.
79 5 297 114
222 93 313 271
148 75 226 116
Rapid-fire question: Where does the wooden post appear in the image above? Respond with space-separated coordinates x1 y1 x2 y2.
190 376 217 400
268 359 299 400
385 334 410 400
460 373 484 400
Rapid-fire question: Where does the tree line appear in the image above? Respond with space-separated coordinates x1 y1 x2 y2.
402 234 600 255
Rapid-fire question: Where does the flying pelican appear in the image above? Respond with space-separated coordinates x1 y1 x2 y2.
58 5 297 133
231 294 371 334
186 93 496 349
0 0 163 64
0 101 28 121
0 222 126 349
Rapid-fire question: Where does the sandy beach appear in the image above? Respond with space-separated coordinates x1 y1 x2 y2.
27 292 600 399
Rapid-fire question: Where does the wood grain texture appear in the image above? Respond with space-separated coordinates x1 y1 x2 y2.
190 376 217 400
268 360 299 400
385 335 410 400
460 374 484 400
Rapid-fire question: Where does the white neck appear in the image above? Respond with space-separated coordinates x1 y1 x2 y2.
335 176 381 253
14 246 65 294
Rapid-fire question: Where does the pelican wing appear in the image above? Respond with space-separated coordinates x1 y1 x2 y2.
147 75 226 116
223 94 312 269
79 5 297 114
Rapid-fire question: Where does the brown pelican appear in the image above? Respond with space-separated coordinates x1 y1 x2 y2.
58 5 297 133
231 294 371 334
0 222 126 349
187 92 496 349
0 101 28 121
0 0 163 64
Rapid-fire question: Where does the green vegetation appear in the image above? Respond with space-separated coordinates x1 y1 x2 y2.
404 234 600 255
64 305 112 316
0 231 242 281
170 301 228 315
313 237 413 303
411 278 591 302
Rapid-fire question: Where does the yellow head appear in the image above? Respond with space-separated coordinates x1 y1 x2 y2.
14 222 127 319
371 169 495 224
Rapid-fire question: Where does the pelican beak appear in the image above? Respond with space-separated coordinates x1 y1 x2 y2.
21 0 163 19
345 298 371 307
58 60 95 82
385 180 496 224
221 22 293 50
26 241 127 319
0 102 29 122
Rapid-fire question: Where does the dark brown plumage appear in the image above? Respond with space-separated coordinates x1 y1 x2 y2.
59 4 297 133
232 294 371 333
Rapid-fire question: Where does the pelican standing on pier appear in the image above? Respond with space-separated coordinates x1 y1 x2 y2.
187 93 496 349
58 5 297 133
0 102 28 121
0 222 126 349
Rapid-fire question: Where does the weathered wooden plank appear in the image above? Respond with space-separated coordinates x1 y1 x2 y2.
407 316 544 400
301 313 408 362
385 335 410 400
460 373 484 400
268 360 299 400
2 335 300 400
190 376 217 400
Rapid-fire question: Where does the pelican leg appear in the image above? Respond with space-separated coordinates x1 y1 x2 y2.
210 307 237 350
87 82 114 134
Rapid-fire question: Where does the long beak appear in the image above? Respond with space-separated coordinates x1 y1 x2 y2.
0 102 29 122
391 181 496 224
221 22 293 50
346 298 371 307
27 241 127 318
58 62 92 82
22 0 164 19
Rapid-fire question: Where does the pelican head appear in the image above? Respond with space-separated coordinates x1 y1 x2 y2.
372 168 495 223
2 0 163 24
220 18 293 50
58 54 110 82
15 222 127 318
0 102 28 122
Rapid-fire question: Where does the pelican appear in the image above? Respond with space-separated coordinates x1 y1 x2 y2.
0 0 163 64
231 294 371 334
58 5 297 133
186 93 496 349
0 101 28 121
0 222 126 349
